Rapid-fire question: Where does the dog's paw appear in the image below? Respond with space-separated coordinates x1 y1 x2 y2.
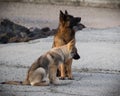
59 77 65 80
52 78 60 85
68 77 74 80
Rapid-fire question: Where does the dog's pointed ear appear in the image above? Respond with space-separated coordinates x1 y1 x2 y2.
60 10 66 21
67 39 76 51
65 10 68 15
60 10 64 15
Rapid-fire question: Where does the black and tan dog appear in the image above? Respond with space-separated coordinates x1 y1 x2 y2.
52 10 81 80
1 39 79 86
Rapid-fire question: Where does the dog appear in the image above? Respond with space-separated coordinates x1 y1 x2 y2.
52 10 81 80
1 39 79 86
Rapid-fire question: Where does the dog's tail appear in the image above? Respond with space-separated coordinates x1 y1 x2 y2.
1 80 49 86
1 79 30 85
1 81 23 85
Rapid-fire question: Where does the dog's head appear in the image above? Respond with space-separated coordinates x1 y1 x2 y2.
59 10 81 28
67 39 80 60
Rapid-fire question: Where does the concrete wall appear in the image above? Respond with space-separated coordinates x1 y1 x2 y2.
0 0 120 8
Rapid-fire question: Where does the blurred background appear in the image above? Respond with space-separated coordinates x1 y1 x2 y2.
0 0 120 29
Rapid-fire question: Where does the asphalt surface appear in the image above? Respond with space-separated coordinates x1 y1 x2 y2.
0 71 120 96
0 2 120 96
0 26 120 96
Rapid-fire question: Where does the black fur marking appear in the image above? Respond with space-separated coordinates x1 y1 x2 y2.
38 55 50 71
49 52 63 64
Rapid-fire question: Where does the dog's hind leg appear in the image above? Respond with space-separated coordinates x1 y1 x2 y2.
29 67 48 86
32 81 49 86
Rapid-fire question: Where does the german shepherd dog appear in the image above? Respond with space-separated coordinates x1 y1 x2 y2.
1 39 79 86
52 10 81 80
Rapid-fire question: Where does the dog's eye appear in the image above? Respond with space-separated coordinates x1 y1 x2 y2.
66 17 70 21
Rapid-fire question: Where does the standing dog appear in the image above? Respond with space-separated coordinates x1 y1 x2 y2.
52 10 81 80
1 39 79 86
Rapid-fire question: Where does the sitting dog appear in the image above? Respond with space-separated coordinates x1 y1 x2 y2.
52 10 81 79
1 39 80 86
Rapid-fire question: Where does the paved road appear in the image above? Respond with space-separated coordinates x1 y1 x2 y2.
0 2 120 96
0 26 120 96
0 67 120 96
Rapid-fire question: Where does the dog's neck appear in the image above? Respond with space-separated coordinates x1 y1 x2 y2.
58 23 74 29
59 45 71 61
51 46 70 63
57 25 75 34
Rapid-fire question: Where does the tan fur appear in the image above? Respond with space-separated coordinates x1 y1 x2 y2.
1 39 78 86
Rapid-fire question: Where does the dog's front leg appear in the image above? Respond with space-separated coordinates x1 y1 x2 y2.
66 59 74 80
49 64 59 84
59 63 65 80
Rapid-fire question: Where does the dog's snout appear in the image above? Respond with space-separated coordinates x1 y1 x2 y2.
75 17 81 23
73 53 80 60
